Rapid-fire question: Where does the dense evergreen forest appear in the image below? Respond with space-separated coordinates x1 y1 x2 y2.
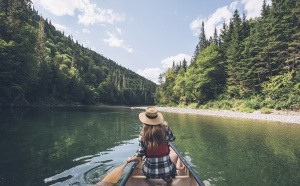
0 0 156 107
155 0 300 112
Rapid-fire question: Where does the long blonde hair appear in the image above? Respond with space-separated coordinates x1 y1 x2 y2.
142 124 166 149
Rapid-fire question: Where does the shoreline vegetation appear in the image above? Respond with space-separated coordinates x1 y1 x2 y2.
131 106 300 124
2 104 299 124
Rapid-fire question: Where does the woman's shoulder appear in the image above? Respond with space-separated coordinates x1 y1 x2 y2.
164 125 172 134
162 121 169 126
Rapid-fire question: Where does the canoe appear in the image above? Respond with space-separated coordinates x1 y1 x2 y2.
120 142 205 186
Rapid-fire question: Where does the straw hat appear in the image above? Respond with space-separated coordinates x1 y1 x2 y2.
139 106 164 125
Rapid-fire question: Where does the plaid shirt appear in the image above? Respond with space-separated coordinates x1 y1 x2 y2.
135 125 176 179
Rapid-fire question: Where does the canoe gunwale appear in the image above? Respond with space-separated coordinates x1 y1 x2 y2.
120 161 139 186
169 142 205 186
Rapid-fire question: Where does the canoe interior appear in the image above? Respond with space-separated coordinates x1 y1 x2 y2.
123 145 201 186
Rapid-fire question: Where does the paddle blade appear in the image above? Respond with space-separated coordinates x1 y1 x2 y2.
98 163 128 185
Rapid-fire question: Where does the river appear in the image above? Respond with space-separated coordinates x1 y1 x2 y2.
0 107 299 186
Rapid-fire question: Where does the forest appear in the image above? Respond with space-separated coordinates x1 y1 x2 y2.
0 0 156 107
155 0 300 112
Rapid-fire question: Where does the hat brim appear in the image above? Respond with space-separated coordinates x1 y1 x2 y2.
139 112 164 125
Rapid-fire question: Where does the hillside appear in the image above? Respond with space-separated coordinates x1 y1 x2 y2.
0 0 156 107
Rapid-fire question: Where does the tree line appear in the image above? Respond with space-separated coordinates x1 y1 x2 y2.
155 0 300 111
0 0 156 107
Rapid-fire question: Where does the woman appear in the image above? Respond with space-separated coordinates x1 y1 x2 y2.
127 106 176 185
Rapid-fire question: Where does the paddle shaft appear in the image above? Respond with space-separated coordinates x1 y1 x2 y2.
96 162 128 185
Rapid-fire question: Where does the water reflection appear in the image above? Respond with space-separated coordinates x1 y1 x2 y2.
164 112 300 186
45 138 139 186
0 107 141 186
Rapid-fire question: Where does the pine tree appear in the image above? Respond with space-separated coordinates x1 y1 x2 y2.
158 74 164 84
219 22 229 45
185 45 225 102
198 21 208 52
258 0 293 79
182 58 187 72
239 20 262 96
226 10 244 98
191 21 208 64
241 13 250 39
213 28 219 45
284 0 300 72
191 44 199 65
35 18 54 98
261 0 269 18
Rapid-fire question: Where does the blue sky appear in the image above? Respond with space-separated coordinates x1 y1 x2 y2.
32 0 271 84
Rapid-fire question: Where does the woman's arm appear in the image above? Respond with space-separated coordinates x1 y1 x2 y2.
134 133 146 157
163 121 176 142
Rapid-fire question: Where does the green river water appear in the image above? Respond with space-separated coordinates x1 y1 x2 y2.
0 107 300 186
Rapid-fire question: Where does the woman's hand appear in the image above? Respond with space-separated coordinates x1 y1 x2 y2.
126 155 141 163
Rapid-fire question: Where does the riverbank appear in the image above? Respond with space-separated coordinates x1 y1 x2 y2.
131 106 300 124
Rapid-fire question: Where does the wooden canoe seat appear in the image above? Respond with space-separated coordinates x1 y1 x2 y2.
130 164 190 179
130 175 191 179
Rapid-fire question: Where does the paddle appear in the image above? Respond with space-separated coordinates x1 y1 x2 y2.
95 162 128 186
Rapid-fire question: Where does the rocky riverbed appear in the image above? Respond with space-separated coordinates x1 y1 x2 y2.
131 106 300 124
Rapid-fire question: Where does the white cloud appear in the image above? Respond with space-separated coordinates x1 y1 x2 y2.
103 32 133 53
190 0 272 37
77 3 125 26
137 54 191 84
82 41 91 47
32 0 125 25
116 28 122 34
241 0 272 19
52 22 74 36
137 68 163 84
32 0 77 16
72 37 77 43
82 28 90 33
52 22 67 30
161 54 191 68
230 1 239 10
190 1 237 37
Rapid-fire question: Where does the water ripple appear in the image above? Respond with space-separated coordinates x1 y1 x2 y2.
44 138 139 186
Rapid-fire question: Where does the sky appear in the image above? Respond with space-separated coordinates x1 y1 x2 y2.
31 0 271 84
